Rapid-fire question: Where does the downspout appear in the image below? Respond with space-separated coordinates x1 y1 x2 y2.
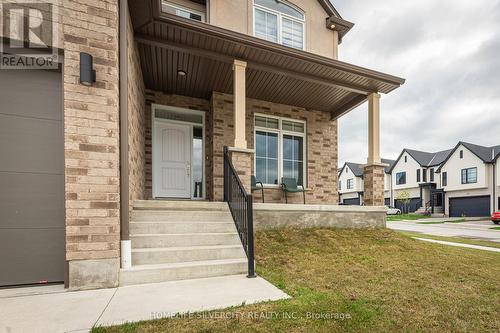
119 0 131 269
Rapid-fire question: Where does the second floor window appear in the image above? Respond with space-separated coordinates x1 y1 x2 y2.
416 169 421 182
461 167 477 184
254 0 305 50
396 172 406 185
162 1 206 22
430 168 435 182
422 169 427 182
442 172 448 186
347 179 354 190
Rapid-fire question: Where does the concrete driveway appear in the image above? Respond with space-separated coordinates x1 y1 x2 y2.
387 219 500 243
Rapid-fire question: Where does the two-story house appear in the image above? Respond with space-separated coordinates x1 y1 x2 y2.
389 148 452 213
437 142 500 217
0 0 404 290
338 159 395 205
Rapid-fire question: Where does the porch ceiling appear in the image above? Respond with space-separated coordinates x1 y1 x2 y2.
129 0 405 118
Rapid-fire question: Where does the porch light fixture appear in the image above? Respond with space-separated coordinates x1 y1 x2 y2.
177 69 187 76
79 52 96 86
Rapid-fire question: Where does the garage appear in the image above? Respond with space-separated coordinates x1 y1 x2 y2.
0 69 64 286
449 196 490 218
343 197 361 205
394 198 421 213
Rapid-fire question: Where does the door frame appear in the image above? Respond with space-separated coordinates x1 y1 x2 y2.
151 104 205 200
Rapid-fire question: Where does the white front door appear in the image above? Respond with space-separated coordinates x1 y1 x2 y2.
153 121 191 198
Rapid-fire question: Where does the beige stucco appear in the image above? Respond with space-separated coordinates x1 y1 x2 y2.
208 0 338 59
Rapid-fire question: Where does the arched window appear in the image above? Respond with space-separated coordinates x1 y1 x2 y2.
254 0 305 50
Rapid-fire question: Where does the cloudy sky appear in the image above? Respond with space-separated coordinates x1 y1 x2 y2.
333 0 500 166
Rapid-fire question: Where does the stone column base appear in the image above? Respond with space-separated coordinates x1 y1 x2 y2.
228 147 254 194
68 258 120 290
363 164 386 206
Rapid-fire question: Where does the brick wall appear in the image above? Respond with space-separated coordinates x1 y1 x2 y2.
364 165 385 206
63 0 120 262
127 11 145 210
144 90 211 199
211 91 339 204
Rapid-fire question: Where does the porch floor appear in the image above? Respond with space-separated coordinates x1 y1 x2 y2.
0 275 289 332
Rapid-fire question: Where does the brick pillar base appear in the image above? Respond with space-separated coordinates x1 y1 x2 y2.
364 164 385 206
229 148 254 194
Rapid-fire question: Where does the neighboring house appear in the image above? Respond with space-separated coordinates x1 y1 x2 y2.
389 148 452 213
0 0 404 290
437 142 500 217
338 159 395 206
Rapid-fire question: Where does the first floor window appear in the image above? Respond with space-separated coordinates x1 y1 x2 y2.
396 172 406 185
461 167 477 184
255 115 306 186
347 179 354 190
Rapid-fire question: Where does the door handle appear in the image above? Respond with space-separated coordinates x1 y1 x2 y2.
186 163 191 176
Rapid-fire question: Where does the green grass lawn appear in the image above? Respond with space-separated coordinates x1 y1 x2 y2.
401 231 500 250
94 229 500 333
491 227 500 230
386 214 428 221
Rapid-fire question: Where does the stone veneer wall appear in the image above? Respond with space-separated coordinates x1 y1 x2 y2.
144 91 211 199
363 165 385 206
127 12 146 211
62 0 121 289
211 92 339 204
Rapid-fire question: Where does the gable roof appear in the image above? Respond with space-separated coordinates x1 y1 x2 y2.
381 158 396 173
340 158 396 178
319 0 342 18
437 142 500 171
388 148 453 172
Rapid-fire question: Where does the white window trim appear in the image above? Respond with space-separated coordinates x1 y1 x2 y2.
162 1 206 22
254 113 307 188
347 178 354 190
253 0 306 50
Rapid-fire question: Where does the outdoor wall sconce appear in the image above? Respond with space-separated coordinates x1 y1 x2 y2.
80 52 96 86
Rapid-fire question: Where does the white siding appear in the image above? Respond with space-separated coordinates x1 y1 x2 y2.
440 144 494 215
391 152 420 192
338 166 363 195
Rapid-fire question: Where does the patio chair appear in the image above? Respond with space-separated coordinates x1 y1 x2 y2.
251 176 265 203
281 177 306 204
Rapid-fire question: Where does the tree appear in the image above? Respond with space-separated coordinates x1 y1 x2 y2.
395 191 411 214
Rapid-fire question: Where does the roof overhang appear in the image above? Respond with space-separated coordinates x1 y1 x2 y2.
129 0 405 119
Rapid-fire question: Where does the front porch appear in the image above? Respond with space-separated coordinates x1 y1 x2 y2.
118 0 404 285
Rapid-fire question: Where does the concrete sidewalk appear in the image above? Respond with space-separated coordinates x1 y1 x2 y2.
413 237 500 253
0 275 289 333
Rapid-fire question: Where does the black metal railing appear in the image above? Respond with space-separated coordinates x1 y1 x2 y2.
223 146 256 278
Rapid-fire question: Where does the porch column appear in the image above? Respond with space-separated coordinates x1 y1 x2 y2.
228 60 253 193
364 93 386 206
233 59 247 149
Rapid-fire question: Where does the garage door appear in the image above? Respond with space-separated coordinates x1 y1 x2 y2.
0 69 64 286
394 198 421 213
343 197 360 205
449 196 490 218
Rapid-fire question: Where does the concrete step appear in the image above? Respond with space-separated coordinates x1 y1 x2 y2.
119 258 248 286
131 233 242 248
131 210 233 222
134 200 228 211
130 221 236 234
131 245 246 265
